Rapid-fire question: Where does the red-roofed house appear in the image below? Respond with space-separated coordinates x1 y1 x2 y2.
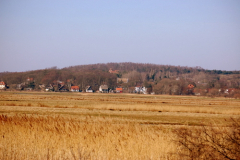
116 88 123 93
109 68 119 74
71 86 80 92
187 84 195 95
26 77 34 82
224 88 236 94
187 84 194 89
0 81 6 89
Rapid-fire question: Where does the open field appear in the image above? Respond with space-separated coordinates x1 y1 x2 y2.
0 91 240 159
0 91 239 125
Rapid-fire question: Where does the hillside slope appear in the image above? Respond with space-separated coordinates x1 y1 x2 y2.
0 62 239 96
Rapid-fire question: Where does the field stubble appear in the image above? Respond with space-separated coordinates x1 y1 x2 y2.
0 92 240 159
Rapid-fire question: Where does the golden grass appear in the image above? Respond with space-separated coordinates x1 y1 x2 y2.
1 92 240 114
0 91 240 159
0 114 177 159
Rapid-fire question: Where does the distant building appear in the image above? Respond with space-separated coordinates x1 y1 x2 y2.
25 88 32 91
109 68 119 74
224 88 235 94
39 84 45 89
86 86 93 93
26 77 34 82
187 84 195 95
99 85 108 93
188 84 194 89
53 80 65 91
0 81 6 89
117 78 129 83
17 83 24 90
71 86 79 92
135 86 147 94
116 88 123 93
45 84 54 91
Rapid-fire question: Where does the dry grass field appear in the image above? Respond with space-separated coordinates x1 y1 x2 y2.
0 91 239 159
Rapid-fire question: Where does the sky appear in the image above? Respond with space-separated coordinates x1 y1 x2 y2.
0 0 240 72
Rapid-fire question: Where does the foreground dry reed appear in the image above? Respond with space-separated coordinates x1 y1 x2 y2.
0 92 240 159
174 118 240 160
0 114 177 160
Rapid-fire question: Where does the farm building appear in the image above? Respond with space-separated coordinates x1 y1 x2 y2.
99 85 108 93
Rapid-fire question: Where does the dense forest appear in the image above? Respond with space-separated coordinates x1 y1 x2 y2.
0 62 240 97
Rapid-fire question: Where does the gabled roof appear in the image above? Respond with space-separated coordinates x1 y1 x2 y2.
116 88 123 91
0 81 5 85
109 68 119 74
71 86 79 90
188 84 194 89
86 86 92 90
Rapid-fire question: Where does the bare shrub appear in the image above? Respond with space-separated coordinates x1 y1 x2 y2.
173 118 240 160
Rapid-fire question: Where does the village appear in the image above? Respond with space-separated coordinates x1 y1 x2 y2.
0 68 238 97
0 78 148 94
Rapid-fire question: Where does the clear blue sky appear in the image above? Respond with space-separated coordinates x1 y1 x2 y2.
0 0 240 72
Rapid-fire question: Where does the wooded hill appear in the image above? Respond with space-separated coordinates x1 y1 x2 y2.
1 62 240 97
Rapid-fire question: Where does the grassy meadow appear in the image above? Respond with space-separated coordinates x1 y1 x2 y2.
0 91 239 159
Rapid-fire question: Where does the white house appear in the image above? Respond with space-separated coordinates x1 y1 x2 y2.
135 86 147 94
86 86 93 93
99 85 108 93
0 81 6 89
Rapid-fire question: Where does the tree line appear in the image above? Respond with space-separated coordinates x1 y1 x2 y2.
0 62 240 97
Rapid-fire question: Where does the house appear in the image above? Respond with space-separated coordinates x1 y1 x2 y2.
59 86 68 92
117 78 129 83
187 84 195 95
17 83 24 90
26 77 34 86
67 79 73 90
0 81 6 89
224 88 235 94
109 68 119 74
116 88 123 93
99 85 108 93
26 77 34 82
53 80 65 91
187 84 194 89
71 86 79 92
135 86 147 94
39 84 45 90
45 84 54 91
86 86 93 93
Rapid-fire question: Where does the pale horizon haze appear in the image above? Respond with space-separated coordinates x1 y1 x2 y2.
0 0 240 72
